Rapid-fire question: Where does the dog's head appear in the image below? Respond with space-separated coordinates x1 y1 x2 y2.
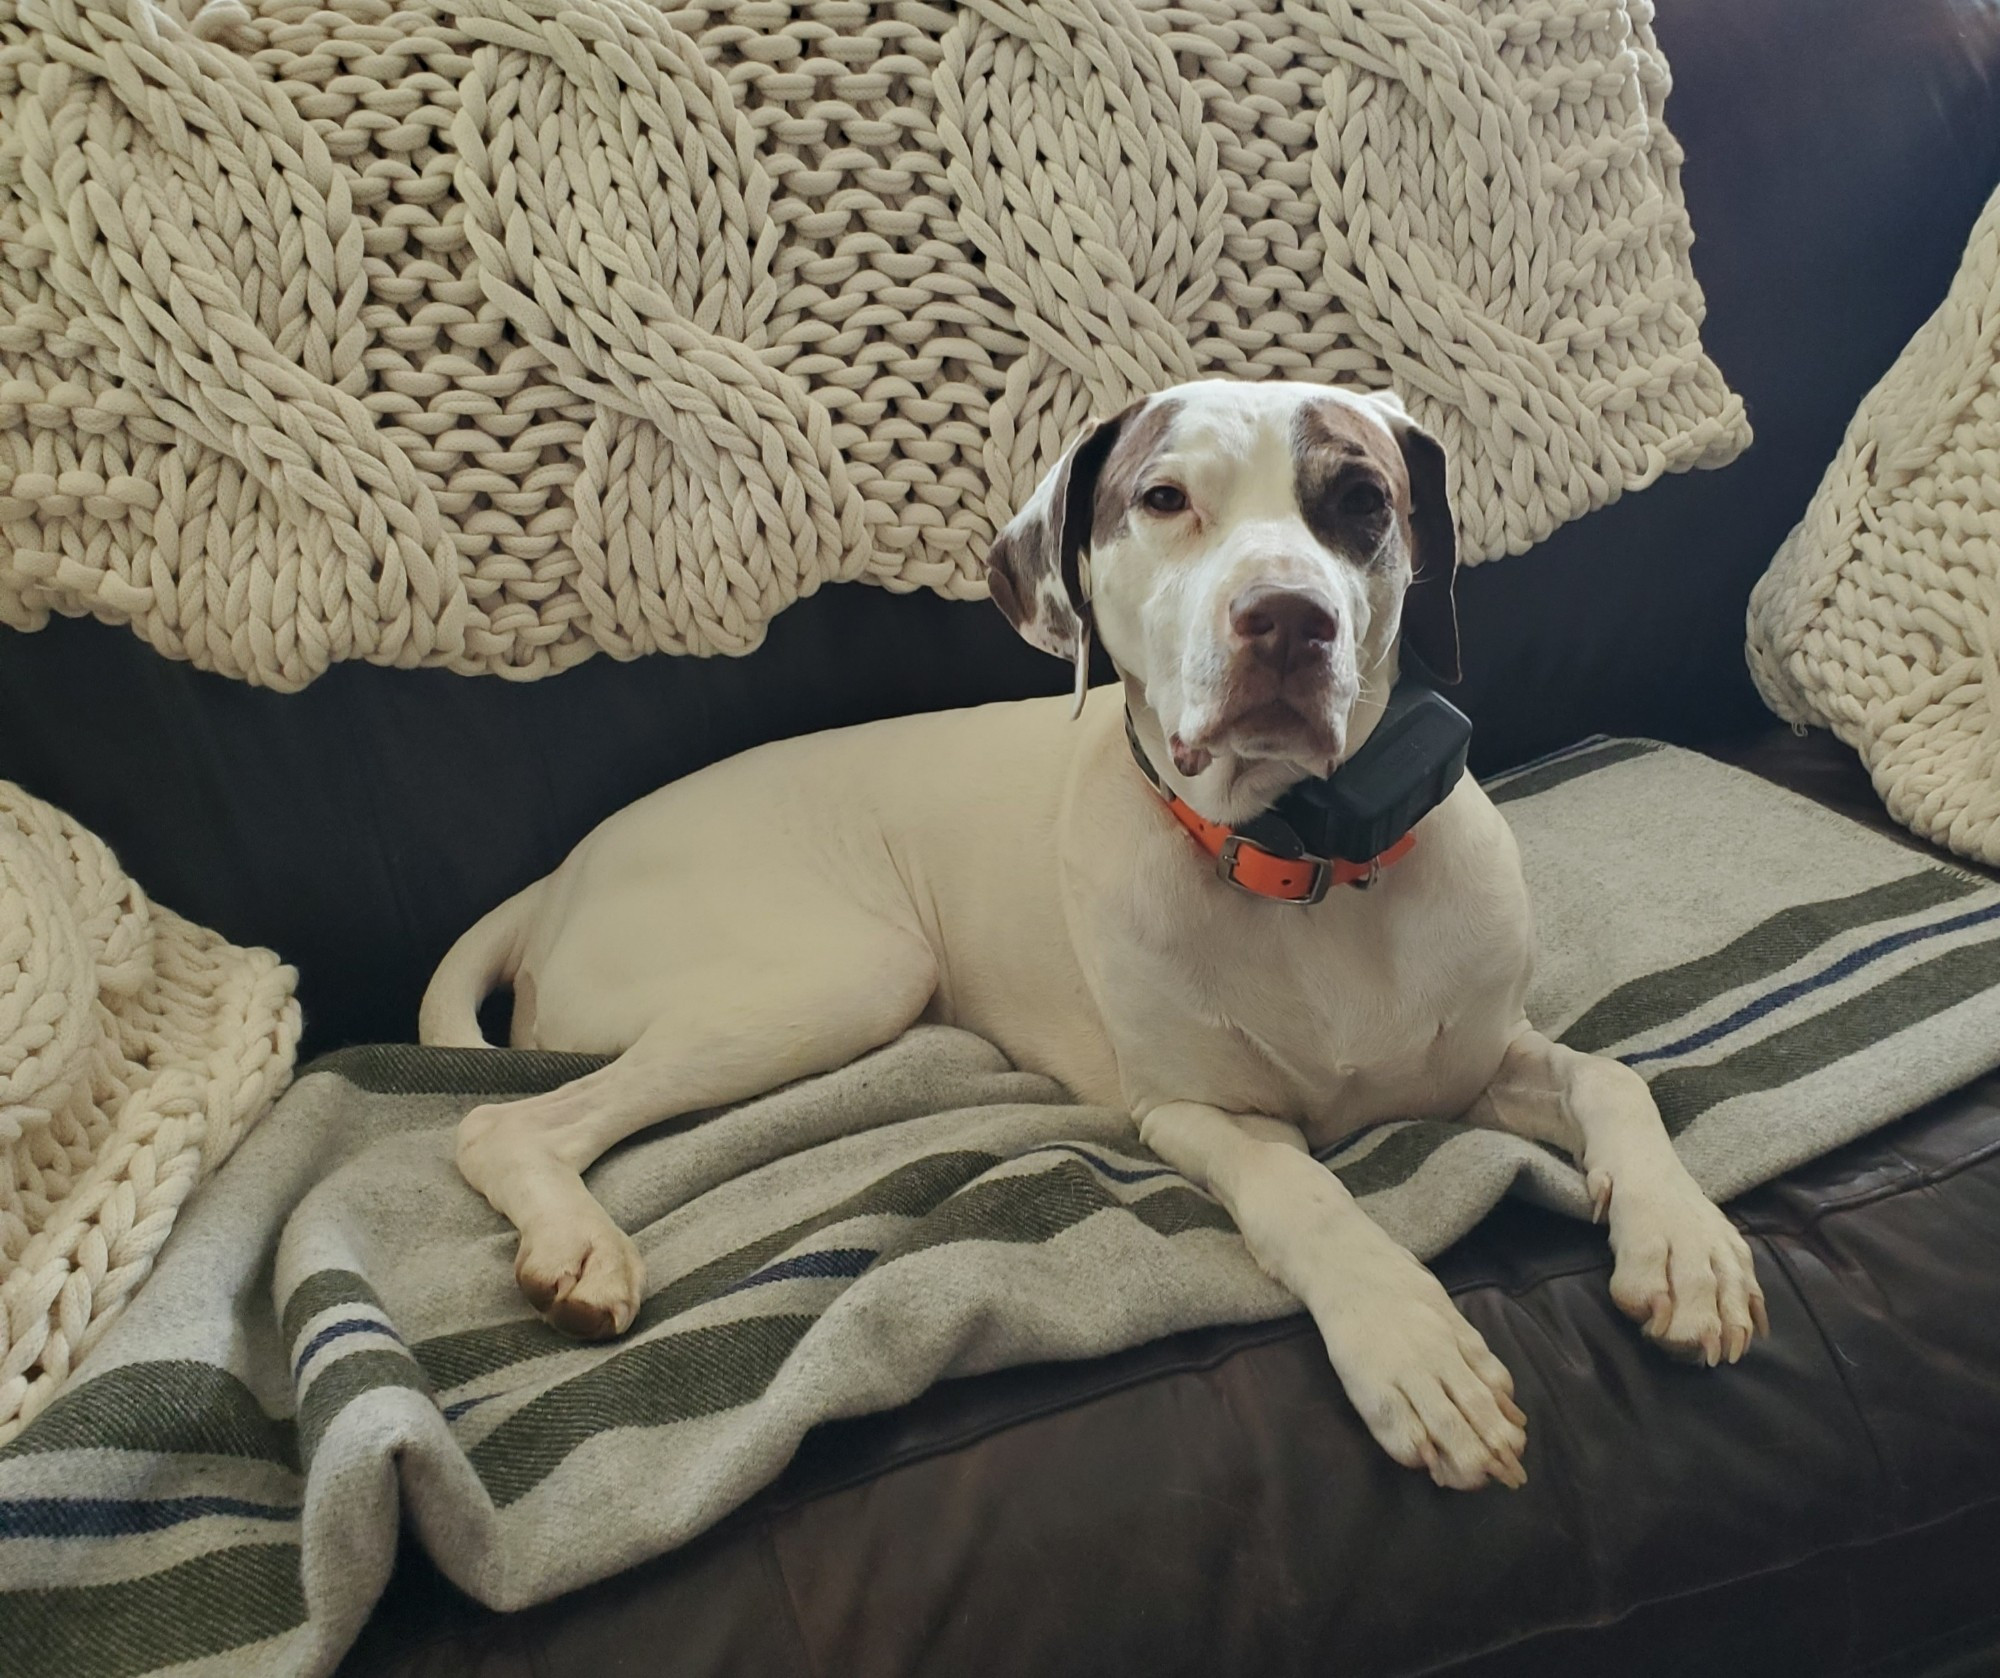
985 380 1459 820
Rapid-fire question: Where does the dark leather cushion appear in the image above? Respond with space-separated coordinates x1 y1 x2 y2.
4 0 1999 1059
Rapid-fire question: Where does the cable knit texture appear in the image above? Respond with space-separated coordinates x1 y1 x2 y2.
0 0 1748 689
1747 181 2000 869
0 781 299 1444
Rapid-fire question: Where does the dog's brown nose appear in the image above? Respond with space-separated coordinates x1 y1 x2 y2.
1229 586 1339 669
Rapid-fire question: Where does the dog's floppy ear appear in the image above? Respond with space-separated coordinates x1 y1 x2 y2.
1370 394 1461 685
985 410 1128 716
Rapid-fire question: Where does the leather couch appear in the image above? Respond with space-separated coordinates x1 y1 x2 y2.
4 0 1999 1671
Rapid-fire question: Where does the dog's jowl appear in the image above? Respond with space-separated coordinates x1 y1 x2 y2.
423 379 1766 1491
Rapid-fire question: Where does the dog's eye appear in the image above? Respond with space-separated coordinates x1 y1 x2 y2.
1339 480 1387 520
1140 484 1189 515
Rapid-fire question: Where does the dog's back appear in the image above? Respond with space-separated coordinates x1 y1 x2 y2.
423 691 1116 1091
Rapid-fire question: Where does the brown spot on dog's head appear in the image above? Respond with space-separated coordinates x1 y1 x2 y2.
1090 396 1182 550
1292 395 1460 682
1291 398 1404 565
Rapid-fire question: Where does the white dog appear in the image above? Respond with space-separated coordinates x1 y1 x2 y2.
421 380 1766 1491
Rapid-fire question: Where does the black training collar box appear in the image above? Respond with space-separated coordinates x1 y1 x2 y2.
1273 679 1473 864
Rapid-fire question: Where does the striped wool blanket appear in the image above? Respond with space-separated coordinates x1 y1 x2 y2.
5 741 2000 1675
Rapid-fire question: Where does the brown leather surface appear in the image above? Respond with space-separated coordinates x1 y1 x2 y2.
341 724 2000 1677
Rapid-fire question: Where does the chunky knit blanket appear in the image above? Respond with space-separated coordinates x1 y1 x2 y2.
6 742 1999 1677
0 0 1748 689
1748 181 2000 869
0 780 299 1447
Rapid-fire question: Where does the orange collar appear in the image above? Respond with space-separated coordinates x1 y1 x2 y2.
1124 712 1416 905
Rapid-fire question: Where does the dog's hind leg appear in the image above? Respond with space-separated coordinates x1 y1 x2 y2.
455 922 938 1338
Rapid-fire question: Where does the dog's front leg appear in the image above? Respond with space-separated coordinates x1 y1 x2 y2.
1466 1026 1769 1365
1140 1101 1527 1490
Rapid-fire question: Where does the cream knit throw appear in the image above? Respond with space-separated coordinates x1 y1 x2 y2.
1748 181 2000 868
0 781 299 1444
0 0 1748 689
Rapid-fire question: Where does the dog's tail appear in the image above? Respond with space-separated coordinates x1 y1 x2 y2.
418 881 541 1048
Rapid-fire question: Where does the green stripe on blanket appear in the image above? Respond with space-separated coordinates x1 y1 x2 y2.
449 1155 1235 1503
0 1364 298 1470
414 1149 1002 1391
310 1043 612 1096
889 1156 1234 1261
1563 868 1983 1054
1486 737 1661 804
280 1270 390 1355
7 740 2000 1676
471 1316 819 1507
299 1351 432 1463
1648 934 2000 1136
0 1544 304 1678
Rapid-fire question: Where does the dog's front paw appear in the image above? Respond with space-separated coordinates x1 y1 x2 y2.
515 1219 647 1340
1314 1246 1528 1492
1595 1170 1769 1366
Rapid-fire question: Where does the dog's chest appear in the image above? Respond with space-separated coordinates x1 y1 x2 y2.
1089 827 1534 1142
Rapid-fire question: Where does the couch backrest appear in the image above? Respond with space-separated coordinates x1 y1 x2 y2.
4 0 1997 1054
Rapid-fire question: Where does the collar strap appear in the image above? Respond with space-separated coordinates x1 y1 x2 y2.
1123 711 1416 905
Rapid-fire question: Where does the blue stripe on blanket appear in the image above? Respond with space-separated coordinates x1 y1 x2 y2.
724 1248 878 1294
0 1496 298 1540
1027 1144 1179 1185
1626 901 2000 1066
293 1316 402 1378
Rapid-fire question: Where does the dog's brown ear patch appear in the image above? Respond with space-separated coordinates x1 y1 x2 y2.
985 406 1135 680
986 497 1083 663
1394 419 1461 684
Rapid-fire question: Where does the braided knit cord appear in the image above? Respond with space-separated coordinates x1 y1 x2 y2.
0 0 1748 689
1748 181 2000 868
0 781 300 1445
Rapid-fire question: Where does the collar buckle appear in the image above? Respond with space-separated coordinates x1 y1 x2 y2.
1215 833 1333 905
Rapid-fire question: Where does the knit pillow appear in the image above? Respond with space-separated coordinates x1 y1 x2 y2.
0 781 300 1442
0 0 1748 687
1747 182 2000 867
